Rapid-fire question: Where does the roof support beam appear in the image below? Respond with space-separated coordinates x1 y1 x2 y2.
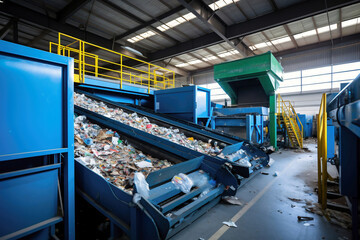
0 1 148 55
0 19 13 39
311 16 321 42
176 0 250 57
57 0 92 23
99 0 178 43
148 0 357 62
13 18 18 43
283 24 298 48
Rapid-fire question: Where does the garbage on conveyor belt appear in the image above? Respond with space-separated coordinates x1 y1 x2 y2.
74 93 262 171
74 93 221 156
74 115 172 194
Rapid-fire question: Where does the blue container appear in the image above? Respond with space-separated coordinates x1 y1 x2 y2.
0 40 74 239
154 86 211 124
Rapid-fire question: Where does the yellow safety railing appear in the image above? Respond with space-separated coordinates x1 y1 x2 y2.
277 94 303 148
317 93 328 210
49 33 175 93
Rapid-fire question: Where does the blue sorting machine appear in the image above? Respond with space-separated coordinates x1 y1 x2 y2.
74 91 269 239
327 74 360 239
154 85 212 125
0 41 75 239
211 106 269 144
297 114 313 138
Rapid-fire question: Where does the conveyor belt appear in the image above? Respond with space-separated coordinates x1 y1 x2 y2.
75 89 269 179
74 115 238 239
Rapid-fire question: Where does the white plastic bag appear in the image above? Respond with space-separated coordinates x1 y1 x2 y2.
171 173 193 193
133 172 150 202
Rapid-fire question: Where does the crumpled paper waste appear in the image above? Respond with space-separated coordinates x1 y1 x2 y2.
74 115 172 194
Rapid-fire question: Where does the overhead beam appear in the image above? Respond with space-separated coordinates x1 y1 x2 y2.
311 16 321 42
0 19 13 39
283 24 298 48
148 0 357 62
13 18 18 43
57 0 92 23
0 1 148 55
99 0 178 43
176 0 250 57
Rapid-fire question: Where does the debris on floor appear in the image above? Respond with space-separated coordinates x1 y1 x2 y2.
222 196 243 206
297 216 314 221
260 172 269 175
74 115 172 193
273 171 279 177
266 158 275 167
222 221 237 228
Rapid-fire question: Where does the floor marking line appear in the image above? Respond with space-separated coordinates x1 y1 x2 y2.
208 160 296 240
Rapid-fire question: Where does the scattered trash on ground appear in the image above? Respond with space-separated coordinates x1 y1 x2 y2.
222 221 237 228
273 171 279 177
222 196 243 206
266 158 275 167
260 172 269 175
288 197 302 202
297 216 314 221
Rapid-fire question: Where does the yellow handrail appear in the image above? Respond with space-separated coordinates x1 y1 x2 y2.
277 94 303 148
317 93 328 210
49 33 175 91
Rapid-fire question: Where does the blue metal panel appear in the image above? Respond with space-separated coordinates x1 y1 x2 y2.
154 86 211 123
214 107 269 116
0 165 60 238
0 40 75 239
327 120 335 159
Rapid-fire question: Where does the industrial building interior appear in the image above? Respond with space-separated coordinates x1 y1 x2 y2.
0 0 359 239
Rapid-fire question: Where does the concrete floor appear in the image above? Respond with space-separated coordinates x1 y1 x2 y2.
171 140 352 240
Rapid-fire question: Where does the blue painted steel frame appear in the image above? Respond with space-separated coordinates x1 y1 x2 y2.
327 74 360 240
0 40 75 239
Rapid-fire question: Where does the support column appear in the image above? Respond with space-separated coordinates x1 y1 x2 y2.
269 93 277 149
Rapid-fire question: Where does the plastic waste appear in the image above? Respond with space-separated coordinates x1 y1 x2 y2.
74 115 172 194
134 172 150 199
222 221 237 228
171 173 193 193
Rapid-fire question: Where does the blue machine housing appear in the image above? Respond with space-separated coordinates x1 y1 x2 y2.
0 40 75 239
211 107 269 144
297 114 313 138
327 74 360 239
154 86 211 124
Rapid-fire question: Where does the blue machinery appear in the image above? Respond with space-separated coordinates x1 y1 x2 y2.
74 92 268 239
0 41 75 239
154 85 212 125
211 107 269 144
326 74 360 239
1 40 270 239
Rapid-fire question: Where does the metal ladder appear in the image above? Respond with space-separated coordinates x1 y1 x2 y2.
277 94 303 148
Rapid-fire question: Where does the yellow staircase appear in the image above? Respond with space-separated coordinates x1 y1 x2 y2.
277 94 303 148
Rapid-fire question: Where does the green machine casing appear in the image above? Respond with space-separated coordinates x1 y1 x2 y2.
214 52 283 148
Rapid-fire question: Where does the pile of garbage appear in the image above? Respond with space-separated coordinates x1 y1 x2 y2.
74 115 172 193
74 93 221 156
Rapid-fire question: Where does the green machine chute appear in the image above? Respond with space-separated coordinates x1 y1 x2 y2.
213 52 283 148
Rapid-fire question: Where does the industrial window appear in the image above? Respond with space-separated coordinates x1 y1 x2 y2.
278 61 360 94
